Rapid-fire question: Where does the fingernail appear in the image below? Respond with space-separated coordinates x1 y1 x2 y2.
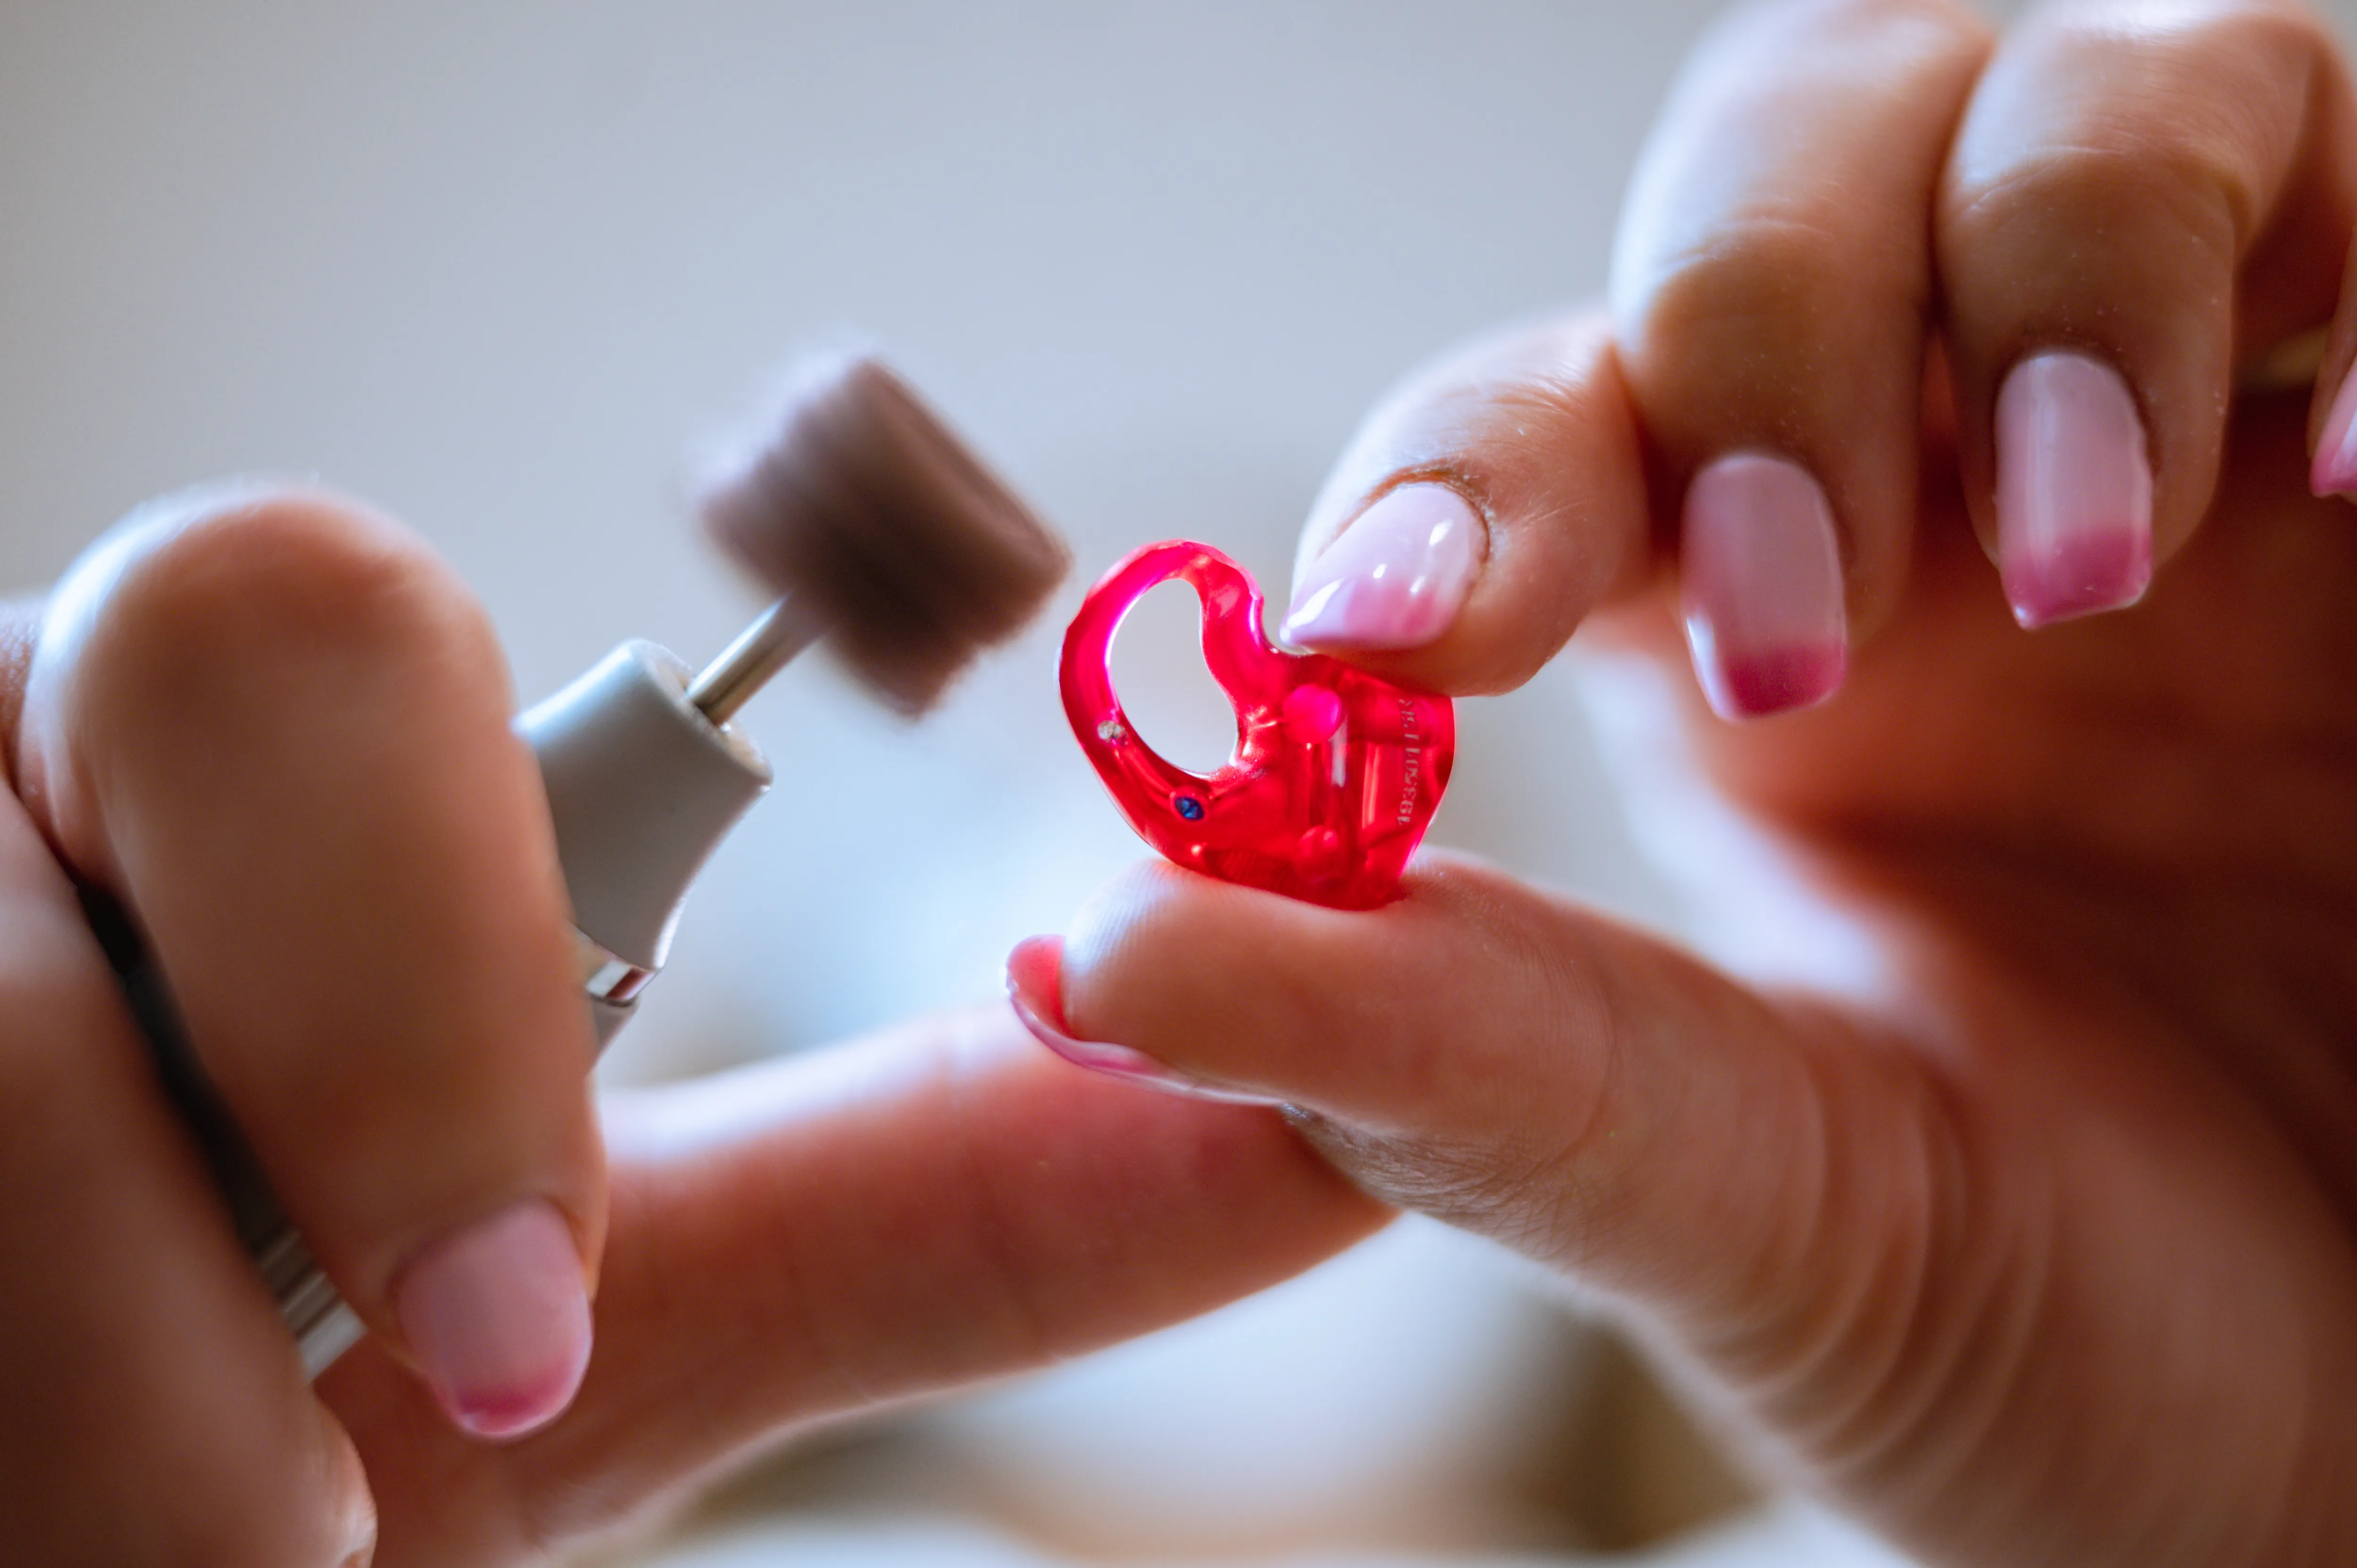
2311 364 2357 498
1005 936 1282 1108
1679 452 1847 719
1995 351 2153 628
394 1199 593 1440
1281 482 1482 649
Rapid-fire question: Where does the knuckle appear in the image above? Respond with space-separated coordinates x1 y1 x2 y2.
1722 0 1990 66
130 487 468 650
1629 209 1912 381
2044 0 2333 58
1784 0 1981 28
77 486 492 714
1624 0 1991 363
1951 4 2333 258
1943 140 2243 304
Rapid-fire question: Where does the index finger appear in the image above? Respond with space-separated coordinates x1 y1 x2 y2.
1280 312 1654 697
327 1006 1387 1562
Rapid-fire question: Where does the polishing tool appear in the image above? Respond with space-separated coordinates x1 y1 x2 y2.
162 353 1071 1375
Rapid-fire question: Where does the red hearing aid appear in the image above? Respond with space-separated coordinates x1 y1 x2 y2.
1060 541 1453 910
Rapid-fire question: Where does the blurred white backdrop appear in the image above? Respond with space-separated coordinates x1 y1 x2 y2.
8 1 2277 1563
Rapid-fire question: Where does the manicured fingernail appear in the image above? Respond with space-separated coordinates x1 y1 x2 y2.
1679 452 1847 719
394 1199 592 1440
2311 365 2357 498
1005 936 1281 1107
1281 482 1482 649
1995 352 2153 628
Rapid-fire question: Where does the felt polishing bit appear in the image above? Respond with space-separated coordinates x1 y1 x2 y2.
692 352 1072 720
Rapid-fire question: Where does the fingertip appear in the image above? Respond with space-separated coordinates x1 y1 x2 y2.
1008 931 1170 1084
1003 933 1066 1024
1285 313 1652 697
391 1197 593 1441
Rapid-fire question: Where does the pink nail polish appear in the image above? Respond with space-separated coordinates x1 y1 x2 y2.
2312 366 2357 498
1679 453 1847 720
1005 936 1280 1107
393 1199 593 1440
1995 352 2153 628
1280 483 1482 649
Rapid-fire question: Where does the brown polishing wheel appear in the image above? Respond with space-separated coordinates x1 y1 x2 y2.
700 353 1072 716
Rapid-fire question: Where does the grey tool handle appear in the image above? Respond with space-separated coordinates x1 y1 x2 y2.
120 640 772 1378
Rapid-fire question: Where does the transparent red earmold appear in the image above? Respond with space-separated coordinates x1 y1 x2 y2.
1060 540 1453 910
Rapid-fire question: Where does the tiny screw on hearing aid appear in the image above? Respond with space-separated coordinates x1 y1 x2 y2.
94 352 1071 1378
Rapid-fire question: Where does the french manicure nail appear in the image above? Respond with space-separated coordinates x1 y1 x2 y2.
1005 936 1282 1107
394 1198 593 1440
1680 452 1847 719
1995 351 2153 628
1281 482 1482 649
2311 365 2357 498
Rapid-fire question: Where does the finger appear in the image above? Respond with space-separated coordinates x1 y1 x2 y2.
0 788 376 1566
1276 311 1654 696
15 486 603 1438
319 1005 1385 1564
1939 0 2357 624
1042 858 2357 1566
1043 858 1937 1331
1612 0 1992 715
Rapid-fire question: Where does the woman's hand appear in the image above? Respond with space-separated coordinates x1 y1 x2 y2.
1025 2 2357 1562
0 486 1383 1566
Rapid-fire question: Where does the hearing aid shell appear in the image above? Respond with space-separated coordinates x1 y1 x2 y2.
1060 541 1452 910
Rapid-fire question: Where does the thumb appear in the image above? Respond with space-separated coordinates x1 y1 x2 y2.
1034 854 1954 1362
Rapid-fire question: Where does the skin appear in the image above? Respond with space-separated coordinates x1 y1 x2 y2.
0 486 1384 1566
1051 1 2357 1564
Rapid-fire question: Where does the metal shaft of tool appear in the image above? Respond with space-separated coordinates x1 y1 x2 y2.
685 595 826 724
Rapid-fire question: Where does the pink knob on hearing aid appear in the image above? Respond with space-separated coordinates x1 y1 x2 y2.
1060 541 1453 910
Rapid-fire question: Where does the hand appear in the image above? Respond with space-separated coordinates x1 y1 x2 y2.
0 486 1382 1566
1023 3 2357 1563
